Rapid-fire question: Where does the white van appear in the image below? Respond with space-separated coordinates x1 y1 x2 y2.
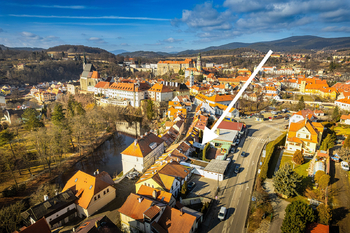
218 207 227 221
341 161 349 171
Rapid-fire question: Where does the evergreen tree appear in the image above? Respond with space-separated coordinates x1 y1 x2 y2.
297 96 305 110
320 134 335 151
146 99 155 121
281 201 316 233
332 106 340 122
51 103 65 126
292 150 305 165
273 163 302 198
317 204 332 225
21 108 44 131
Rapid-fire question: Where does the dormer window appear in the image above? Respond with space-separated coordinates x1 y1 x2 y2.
75 178 78 182
89 185 93 190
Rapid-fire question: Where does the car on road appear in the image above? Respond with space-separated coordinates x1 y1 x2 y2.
234 165 240 174
187 181 196 191
241 151 246 157
218 207 227 221
226 157 232 163
341 161 349 171
230 147 236 153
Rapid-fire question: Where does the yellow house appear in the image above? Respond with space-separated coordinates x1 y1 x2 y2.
285 119 324 154
135 160 191 197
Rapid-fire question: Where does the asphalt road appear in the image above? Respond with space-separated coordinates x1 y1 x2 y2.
206 119 286 233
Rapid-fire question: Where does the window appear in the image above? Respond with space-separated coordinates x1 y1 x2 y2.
307 142 310 146
297 134 300 137
107 188 109 193
98 194 100 199
104 191 106 195
94 197 97 201
306 135 309 139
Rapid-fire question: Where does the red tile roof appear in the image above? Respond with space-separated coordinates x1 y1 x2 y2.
217 121 243 131
20 218 51 233
305 222 329 233
156 206 196 233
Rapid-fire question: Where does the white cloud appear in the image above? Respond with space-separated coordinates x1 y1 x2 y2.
322 26 350 32
173 0 350 43
163 37 183 43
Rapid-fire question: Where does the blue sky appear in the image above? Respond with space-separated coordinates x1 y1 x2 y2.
0 0 350 53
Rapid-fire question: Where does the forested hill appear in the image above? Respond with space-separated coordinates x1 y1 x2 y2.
48 45 113 55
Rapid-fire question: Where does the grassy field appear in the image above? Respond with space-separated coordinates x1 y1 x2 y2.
334 126 350 136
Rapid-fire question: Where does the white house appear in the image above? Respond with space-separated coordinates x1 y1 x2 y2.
289 109 317 125
203 160 229 181
121 132 165 174
340 114 350 125
62 170 116 218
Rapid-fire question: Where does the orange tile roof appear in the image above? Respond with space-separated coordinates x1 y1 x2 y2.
94 81 111 89
20 217 51 233
121 133 164 158
158 59 193 64
137 185 173 204
91 71 100 79
118 193 154 222
62 170 112 209
287 137 303 144
305 222 329 233
341 114 350 120
156 206 196 233
149 83 173 93
335 98 350 105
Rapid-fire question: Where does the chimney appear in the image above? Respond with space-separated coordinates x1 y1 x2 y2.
72 228 75 232
175 82 178 87
134 139 138 145
152 190 157 200
96 169 99 175
138 197 143 203
180 208 183 216
166 81 168 86
216 128 220 135
44 195 49 201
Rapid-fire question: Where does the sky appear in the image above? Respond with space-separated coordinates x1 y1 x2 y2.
0 0 350 53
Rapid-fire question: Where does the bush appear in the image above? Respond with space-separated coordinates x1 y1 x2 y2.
259 133 286 180
2 184 25 197
293 150 305 165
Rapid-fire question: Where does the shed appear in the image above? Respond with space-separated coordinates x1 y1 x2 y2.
203 160 229 181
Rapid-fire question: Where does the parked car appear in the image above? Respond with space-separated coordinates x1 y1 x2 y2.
187 181 196 191
218 207 227 221
234 165 240 174
226 157 232 163
341 161 349 171
269 117 272 121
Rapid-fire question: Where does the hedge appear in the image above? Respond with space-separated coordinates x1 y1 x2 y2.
259 132 286 180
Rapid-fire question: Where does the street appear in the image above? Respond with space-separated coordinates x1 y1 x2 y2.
203 119 286 233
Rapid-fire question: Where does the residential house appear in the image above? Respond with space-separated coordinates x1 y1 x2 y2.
148 83 173 102
340 114 350 125
335 98 350 111
16 218 51 233
119 193 197 233
121 132 165 174
136 160 191 197
313 109 324 117
21 190 77 229
137 184 176 207
289 109 317 125
62 170 116 218
157 59 194 76
75 215 122 233
305 222 329 233
66 82 80 95
285 119 324 154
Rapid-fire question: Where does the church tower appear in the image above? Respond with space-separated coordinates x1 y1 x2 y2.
197 53 202 71
190 71 194 88
83 52 87 70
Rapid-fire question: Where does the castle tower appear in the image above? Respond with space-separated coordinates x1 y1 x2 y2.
190 71 194 88
197 53 202 71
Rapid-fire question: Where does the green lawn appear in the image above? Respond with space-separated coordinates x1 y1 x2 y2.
334 126 350 136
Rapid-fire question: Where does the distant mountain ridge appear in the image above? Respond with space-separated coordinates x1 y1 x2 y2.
121 35 350 57
0 44 45 51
